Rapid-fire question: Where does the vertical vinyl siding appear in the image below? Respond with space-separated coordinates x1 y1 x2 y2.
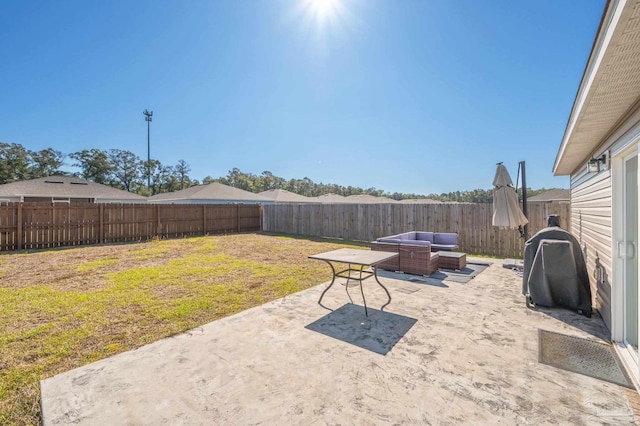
571 169 613 330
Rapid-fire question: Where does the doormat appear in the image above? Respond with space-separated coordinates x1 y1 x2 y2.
376 263 488 285
538 329 633 388
428 262 489 284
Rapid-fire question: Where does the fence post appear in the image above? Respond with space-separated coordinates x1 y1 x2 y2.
99 204 104 244
17 203 23 250
156 204 161 237
237 204 240 232
202 204 207 235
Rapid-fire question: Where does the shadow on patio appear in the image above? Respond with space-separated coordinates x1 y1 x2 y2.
41 258 637 425
305 304 418 356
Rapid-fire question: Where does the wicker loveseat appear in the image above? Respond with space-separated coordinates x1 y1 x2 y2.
369 231 459 276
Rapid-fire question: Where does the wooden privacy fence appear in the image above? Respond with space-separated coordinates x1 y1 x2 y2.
263 202 571 259
0 203 262 251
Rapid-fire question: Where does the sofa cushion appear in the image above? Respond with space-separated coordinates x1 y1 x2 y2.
398 232 417 240
401 240 431 247
434 233 458 245
377 238 403 243
432 244 458 251
416 232 434 242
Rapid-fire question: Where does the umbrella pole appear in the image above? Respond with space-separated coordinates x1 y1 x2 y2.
519 161 529 240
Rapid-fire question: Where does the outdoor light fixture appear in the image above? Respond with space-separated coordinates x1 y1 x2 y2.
587 151 609 173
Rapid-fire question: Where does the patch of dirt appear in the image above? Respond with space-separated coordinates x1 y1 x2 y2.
0 233 356 292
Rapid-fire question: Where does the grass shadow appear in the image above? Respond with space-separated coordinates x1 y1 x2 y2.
259 231 370 247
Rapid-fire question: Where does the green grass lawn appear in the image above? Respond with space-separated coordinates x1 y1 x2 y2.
0 233 362 425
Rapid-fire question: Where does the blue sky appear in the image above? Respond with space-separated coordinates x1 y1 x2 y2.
0 1 604 194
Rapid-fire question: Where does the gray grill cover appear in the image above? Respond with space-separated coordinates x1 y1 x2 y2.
523 227 592 317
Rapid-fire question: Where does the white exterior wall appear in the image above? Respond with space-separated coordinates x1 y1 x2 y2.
0 196 21 203
570 167 613 329
569 106 640 331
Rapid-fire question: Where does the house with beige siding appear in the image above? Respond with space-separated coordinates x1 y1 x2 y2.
148 182 273 205
554 0 640 387
527 189 570 204
258 189 317 203
0 176 147 203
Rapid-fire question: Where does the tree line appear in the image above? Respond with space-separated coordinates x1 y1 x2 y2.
0 142 196 195
205 168 553 203
0 142 556 201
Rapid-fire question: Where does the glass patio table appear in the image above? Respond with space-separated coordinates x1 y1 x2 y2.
309 248 398 316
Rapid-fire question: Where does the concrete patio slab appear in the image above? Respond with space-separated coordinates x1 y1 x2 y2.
41 259 637 425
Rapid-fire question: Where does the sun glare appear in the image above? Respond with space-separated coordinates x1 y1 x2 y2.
287 0 357 50
301 0 346 29
312 0 338 21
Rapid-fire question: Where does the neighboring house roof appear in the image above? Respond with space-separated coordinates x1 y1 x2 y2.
148 182 271 203
527 189 571 202
344 194 398 204
554 1 639 175
313 193 350 203
258 189 317 203
398 198 440 204
0 176 147 201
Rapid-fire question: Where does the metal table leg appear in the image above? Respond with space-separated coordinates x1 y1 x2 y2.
317 260 336 312
358 266 368 316
374 267 392 311
344 264 368 316
317 261 389 316
344 263 354 304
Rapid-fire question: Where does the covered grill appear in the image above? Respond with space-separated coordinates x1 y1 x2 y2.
522 217 592 317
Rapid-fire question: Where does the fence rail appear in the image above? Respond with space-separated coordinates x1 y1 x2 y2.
0 201 570 257
0 203 261 252
263 202 571 259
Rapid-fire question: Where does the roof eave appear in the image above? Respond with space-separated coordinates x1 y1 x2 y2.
553 0 616 176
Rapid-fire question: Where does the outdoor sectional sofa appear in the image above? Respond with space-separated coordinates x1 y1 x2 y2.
369 231 459 276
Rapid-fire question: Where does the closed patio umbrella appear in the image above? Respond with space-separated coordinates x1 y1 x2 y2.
492 163 528 230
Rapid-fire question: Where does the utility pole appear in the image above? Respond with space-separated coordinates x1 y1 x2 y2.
143 109 153 189
519 160 528 240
